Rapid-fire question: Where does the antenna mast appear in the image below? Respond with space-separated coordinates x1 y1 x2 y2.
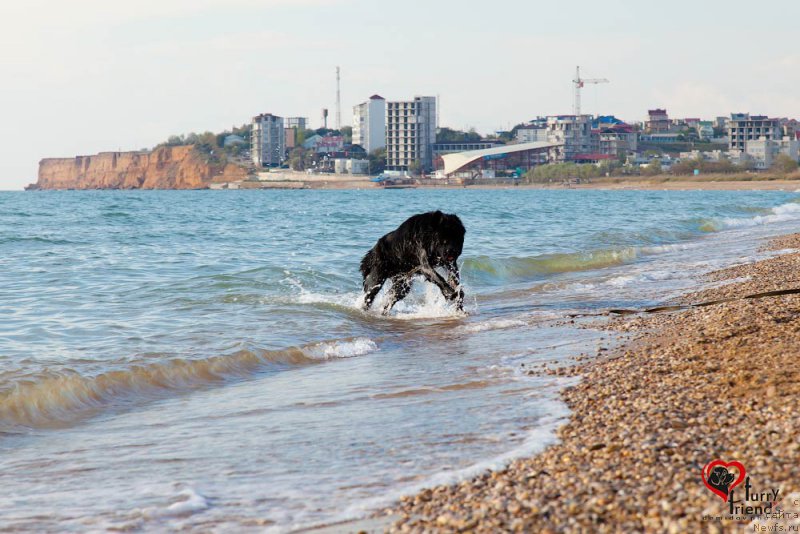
436 93 440 129
335 66 341 130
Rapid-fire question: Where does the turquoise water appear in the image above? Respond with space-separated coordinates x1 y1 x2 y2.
1 189 798 531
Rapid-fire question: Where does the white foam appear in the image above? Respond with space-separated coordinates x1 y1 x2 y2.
309 338 378 359
641 242 699 254
295 291 361 308
280 272 363 309
459 318 527 333
720 201 800 228
140 488 209 519
386 280 468 319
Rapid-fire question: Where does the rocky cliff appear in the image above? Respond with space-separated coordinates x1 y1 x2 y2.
32 146 248 190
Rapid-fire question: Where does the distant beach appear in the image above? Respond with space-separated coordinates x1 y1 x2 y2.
218 175 800 192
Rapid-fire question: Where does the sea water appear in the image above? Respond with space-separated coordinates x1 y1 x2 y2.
1 189 799 531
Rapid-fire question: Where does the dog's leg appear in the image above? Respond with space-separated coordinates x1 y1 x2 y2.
419 267 458 301
416 250 458 300
446 263 465 311
362 271 385 310
381 275 412 315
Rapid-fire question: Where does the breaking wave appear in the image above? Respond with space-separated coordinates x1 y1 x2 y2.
463 248 641 281
0 338 378 430
699 201 800 231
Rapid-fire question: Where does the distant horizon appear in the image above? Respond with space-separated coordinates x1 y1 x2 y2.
2 0 799 189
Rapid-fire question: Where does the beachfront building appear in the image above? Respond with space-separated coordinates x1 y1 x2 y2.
639 133 681 144
594 124 638 160
437 141 560 179
745 136 800 169
432 141 503 157
645 109 671 133
302 134 345 154
251 113 285 167
728 113 781 151
333 158 370 175
386 96 437 173
545 115 593 162
352 95 386 154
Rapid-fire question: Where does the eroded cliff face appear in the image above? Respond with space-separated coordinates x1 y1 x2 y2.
34 146 247 190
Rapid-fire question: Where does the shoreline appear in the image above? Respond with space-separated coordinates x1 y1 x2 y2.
22 178 800 192
218 177 800 192
378 232 800 532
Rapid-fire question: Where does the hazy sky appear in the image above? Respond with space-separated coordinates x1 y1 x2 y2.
1 0 799 189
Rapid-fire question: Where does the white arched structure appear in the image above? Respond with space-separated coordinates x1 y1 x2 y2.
440 141 561 176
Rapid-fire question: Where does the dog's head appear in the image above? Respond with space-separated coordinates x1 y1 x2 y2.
431 211 465 266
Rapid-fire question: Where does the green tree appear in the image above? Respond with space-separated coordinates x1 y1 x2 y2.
772 154 799 174
642 160 662 176
367 148 386 175
436 127 483 143
295 128 314 146
288 147 317 171
340 126 353 144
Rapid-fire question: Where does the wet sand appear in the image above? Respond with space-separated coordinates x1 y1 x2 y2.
380 233 800 532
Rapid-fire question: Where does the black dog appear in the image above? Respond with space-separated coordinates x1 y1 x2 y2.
360 211 465 314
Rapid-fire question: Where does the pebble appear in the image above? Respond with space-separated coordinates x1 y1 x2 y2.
386 233 800 533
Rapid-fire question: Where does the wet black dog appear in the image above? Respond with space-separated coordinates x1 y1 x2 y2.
360 211 465 314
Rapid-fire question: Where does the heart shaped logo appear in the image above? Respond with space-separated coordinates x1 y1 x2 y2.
702 460 746 501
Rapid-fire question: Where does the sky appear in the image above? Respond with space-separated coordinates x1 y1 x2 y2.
1 0 799 189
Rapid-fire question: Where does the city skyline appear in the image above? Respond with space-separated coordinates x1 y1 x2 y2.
1 0 799 189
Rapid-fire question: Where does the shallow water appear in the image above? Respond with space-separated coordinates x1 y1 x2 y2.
1 189 798 531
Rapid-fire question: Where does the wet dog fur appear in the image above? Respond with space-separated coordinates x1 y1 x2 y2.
360 211 465 314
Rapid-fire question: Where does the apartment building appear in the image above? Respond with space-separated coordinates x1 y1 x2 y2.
285 117 308 130
545 115 593 162
251 113 285 167
745 136 800 169
645 109 671 133
595 124 638 159
728 113 781 151
352 95 386 153
385 96 437 172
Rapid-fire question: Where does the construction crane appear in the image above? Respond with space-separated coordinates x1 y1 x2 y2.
573 66 608 117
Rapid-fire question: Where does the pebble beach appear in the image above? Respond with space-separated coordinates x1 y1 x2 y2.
384 233 800 533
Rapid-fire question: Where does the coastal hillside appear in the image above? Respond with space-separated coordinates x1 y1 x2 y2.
31 146 247 190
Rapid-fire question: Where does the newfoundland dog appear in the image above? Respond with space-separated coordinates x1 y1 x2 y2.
360 211 465 314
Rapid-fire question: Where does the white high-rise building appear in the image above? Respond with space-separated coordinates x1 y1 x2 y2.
352 95 386 154
386 96 437 172
251 113 285 167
